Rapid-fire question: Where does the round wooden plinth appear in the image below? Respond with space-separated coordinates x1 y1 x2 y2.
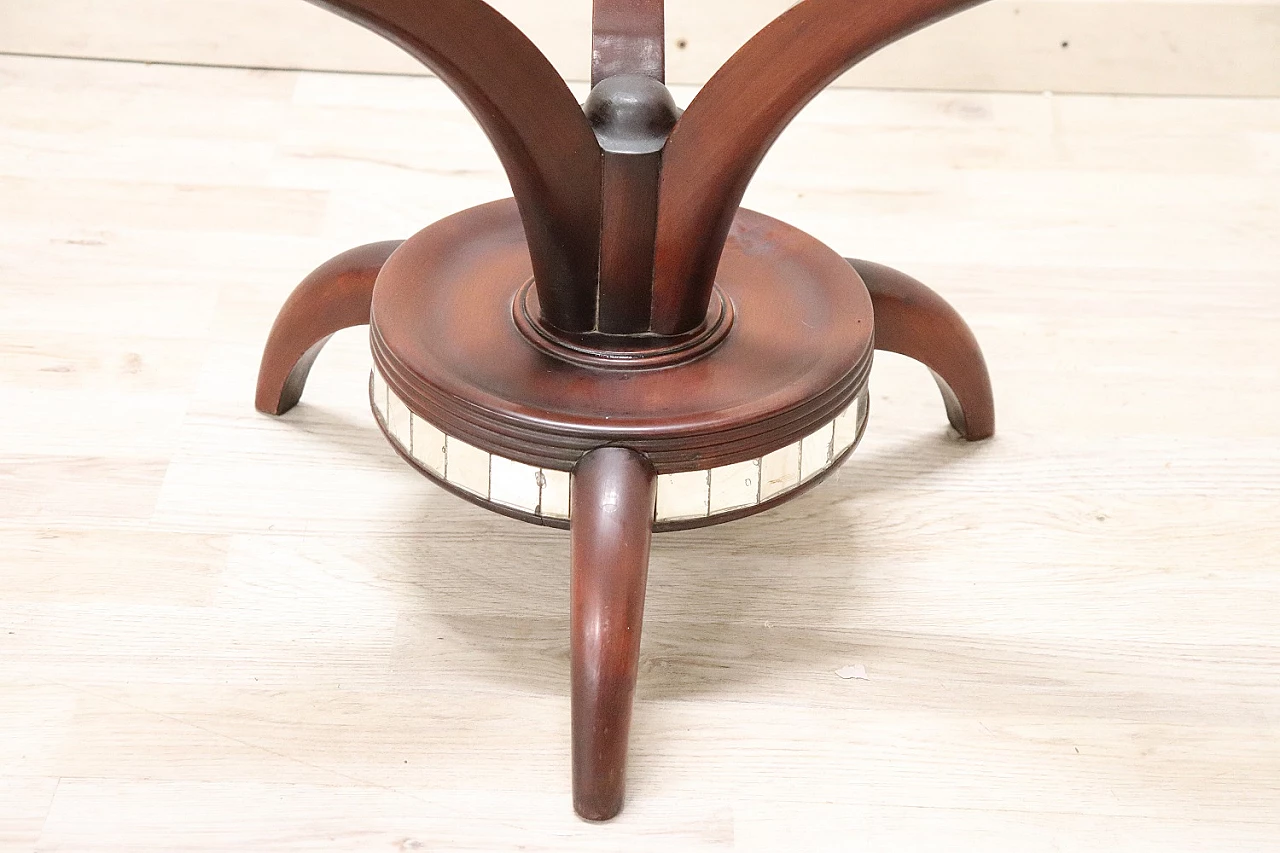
370 199 874 530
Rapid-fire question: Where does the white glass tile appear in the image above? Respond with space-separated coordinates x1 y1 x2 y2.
759 442 801 501
709 459 761 514
539 469 571 520
490 455 542 514
375 368 864 523
370 370 388 420
832 401 861 458
655 470 710 521
410 413 447 477
386 388 412 448
445 436 490 498
800 422 835 482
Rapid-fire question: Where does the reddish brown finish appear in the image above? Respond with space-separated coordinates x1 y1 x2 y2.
254 0 1001 821
570 447 656 821
851 258 995 440
652 0 984 333
592 0 665 86
255 240 400 415
371 200 874 473
306 0 602 332
597 151 662 332
515 279 734 370
585 75 679 335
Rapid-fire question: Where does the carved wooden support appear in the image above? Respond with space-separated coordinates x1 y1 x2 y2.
569 447 657 821
306 0 602 332
652 0 985 333
592 0 665 86
255 240 401 415
254 0 999 823
585 75 679 334
851 258 995 440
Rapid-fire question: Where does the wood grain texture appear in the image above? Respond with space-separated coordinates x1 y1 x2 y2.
2 0 1279 96
1 54 1279 849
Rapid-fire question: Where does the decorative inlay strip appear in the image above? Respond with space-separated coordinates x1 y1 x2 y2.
373 369 868 525
655 470 711 522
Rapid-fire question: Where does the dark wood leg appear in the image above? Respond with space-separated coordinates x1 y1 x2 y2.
591 0 665 86
306 0 602 332
651 0 985 333
569 447 657 821
849 258 995 440
255 240 401 416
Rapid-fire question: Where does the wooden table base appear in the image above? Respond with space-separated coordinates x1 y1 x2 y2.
252 0 995 821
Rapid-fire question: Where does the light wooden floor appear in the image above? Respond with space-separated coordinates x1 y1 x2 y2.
1 53 1278 851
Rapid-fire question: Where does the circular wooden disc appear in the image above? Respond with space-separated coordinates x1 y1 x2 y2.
371 199 873 474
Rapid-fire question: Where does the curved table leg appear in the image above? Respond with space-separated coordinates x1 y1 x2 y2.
849 258 995 441
304 0 602 332
652 0 984 333
570 447 657 821
255 240 402 416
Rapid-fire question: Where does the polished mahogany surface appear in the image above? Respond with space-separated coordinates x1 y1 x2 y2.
370 200 874 474
254 0 995 822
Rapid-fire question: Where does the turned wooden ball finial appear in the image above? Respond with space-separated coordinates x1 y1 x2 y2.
584 74 679 154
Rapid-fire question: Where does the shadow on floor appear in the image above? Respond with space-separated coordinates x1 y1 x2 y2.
293 406 984 703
